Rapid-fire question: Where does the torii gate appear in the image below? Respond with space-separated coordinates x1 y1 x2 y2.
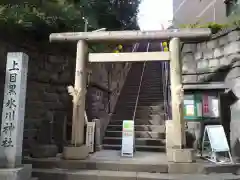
49 29 211 162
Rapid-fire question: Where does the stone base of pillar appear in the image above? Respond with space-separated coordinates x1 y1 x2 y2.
0 164 32 180
62 145 89 160
167 148 195 163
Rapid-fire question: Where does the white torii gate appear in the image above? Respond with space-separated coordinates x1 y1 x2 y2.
49 29 211 162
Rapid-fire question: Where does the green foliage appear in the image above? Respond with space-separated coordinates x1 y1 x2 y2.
179 21 229 34
0 0 140 38
179 17 240 34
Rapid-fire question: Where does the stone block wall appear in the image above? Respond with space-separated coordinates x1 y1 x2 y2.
86 62 131 144
182 30 240 159
182 30 240 84
0 39 130 154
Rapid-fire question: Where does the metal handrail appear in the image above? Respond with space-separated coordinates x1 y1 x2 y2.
132 43 150 121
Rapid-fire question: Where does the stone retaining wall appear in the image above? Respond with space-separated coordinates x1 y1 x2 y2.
182 30 240 160
182 30 240 84
0 39 130 154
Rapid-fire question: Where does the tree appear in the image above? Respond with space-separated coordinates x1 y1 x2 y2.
0 0 140 38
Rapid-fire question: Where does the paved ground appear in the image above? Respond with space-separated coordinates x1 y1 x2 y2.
34 168 240 180
87 150 169 164
28 150 240 179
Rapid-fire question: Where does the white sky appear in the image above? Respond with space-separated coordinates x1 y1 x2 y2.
137 0 173 30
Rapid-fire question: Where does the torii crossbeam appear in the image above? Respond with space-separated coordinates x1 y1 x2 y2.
49 28 211 162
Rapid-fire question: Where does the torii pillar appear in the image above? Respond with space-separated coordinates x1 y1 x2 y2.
49 29 211 161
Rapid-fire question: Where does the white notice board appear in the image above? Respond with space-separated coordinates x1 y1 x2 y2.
121 120 134 157
205 125 229 152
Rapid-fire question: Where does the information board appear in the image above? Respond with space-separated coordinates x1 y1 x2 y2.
183 94 202 120
201 125 233 164
121 120 134 157
203 95 219 118
205 125 229 152
86 122 95 153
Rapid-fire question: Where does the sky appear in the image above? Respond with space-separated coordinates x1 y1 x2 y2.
137 0 173 30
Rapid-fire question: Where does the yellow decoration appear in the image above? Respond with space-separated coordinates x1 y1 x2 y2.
162 42 168 47
118 44 123 50
113 50 120 53
164 47 169 52
112 44 123 53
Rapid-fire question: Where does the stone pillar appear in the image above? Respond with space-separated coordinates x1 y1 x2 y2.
0 53 28 168
167 38 194 163
63 40 89 160
169 38 186 148
0 52 32 180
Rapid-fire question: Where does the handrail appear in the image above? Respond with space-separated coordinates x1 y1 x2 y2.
132 43 150 121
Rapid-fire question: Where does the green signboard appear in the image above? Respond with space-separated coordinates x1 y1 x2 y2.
184 94 203 121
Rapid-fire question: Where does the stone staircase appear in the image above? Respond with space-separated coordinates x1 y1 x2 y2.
103 61 167 152
26 150 240 180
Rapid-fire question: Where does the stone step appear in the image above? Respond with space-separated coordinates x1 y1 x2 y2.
120 94 164 99
120 86 140 90
142 74 164 77
120 91 164 95
120 90 164 95
121 94 164 99
102 144 166 152
111 114 166 121
110 116 134 120
25 154 240 175
112 113 165 119
124 82 163 86
114 109 165 115
117 97 164 102
117 100 165 105
115 105 167 109
103 137 166 146
109 120 166 126
112 112 166 116
134 114 166 119
107 125 165 132
123 85 164 89
105 131 165 139
114 105 165 112
139 89 165 93
141 79 164 82
33 169 181 180
141 80 164 84
25 156 168 174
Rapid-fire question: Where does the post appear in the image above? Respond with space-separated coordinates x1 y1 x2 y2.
167 38 195 163
71 40 88 145
0 53 28 168
169 38 185 148
63 40 89 159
